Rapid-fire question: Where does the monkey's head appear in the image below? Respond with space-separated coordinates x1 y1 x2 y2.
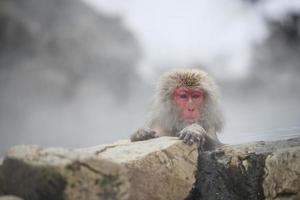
155 68 223 132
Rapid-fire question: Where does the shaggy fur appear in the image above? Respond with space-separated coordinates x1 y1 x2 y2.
145 68 224 140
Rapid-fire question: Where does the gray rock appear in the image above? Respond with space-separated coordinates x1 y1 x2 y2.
0 137 198 200
264 147 300 200
187 137 300 200
0 196 23 200
1 137 300 200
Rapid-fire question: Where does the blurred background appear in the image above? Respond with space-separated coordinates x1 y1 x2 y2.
1 0 300 156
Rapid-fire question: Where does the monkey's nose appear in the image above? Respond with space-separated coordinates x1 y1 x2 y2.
188 108 195 112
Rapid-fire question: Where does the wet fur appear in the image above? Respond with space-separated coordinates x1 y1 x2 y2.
145 68 224 140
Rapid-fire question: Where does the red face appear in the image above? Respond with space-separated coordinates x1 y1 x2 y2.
174 87 204 124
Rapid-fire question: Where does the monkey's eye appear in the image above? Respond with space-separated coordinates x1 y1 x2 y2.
192 94 201 99
179 94 188 99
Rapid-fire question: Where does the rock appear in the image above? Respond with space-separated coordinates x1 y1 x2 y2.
263 147 300 200
0 145 126 200
96 137 198 200
1 137 300 200
187 137 300 200
0 137 198 200
0 196 23 200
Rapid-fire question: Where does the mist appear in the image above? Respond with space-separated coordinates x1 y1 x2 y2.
1 0 300 156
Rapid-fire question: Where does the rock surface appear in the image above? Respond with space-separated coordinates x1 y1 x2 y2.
187 137 300 200
1 137 300 200
263 147 300 200
0 196 23 200
0 137 198 200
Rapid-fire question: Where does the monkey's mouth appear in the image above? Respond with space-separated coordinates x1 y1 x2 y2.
184 118 197 124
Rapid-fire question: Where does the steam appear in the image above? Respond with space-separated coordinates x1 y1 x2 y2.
1 0 300 157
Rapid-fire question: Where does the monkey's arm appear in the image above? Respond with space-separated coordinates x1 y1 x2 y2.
177 124 222 151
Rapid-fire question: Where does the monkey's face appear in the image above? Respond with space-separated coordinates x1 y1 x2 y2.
174 87 204 124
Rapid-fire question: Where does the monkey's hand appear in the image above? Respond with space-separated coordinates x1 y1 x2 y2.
177 124 206 145
177 124 221 151
130 128 158 142
177 124 208 148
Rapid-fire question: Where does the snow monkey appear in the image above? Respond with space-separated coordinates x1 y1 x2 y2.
130 68 224 150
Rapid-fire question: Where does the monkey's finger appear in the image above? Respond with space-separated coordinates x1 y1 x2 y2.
199 145 204 151
145 132 157 139
189 134 201 145
149 132 159 139
179 134 186 140
192 135 200 144
178 132 186 140
198 137 206 150
149 131 157 136
188 138 195 145
183 133 192 144
131 132 144 141
140 132 149 138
